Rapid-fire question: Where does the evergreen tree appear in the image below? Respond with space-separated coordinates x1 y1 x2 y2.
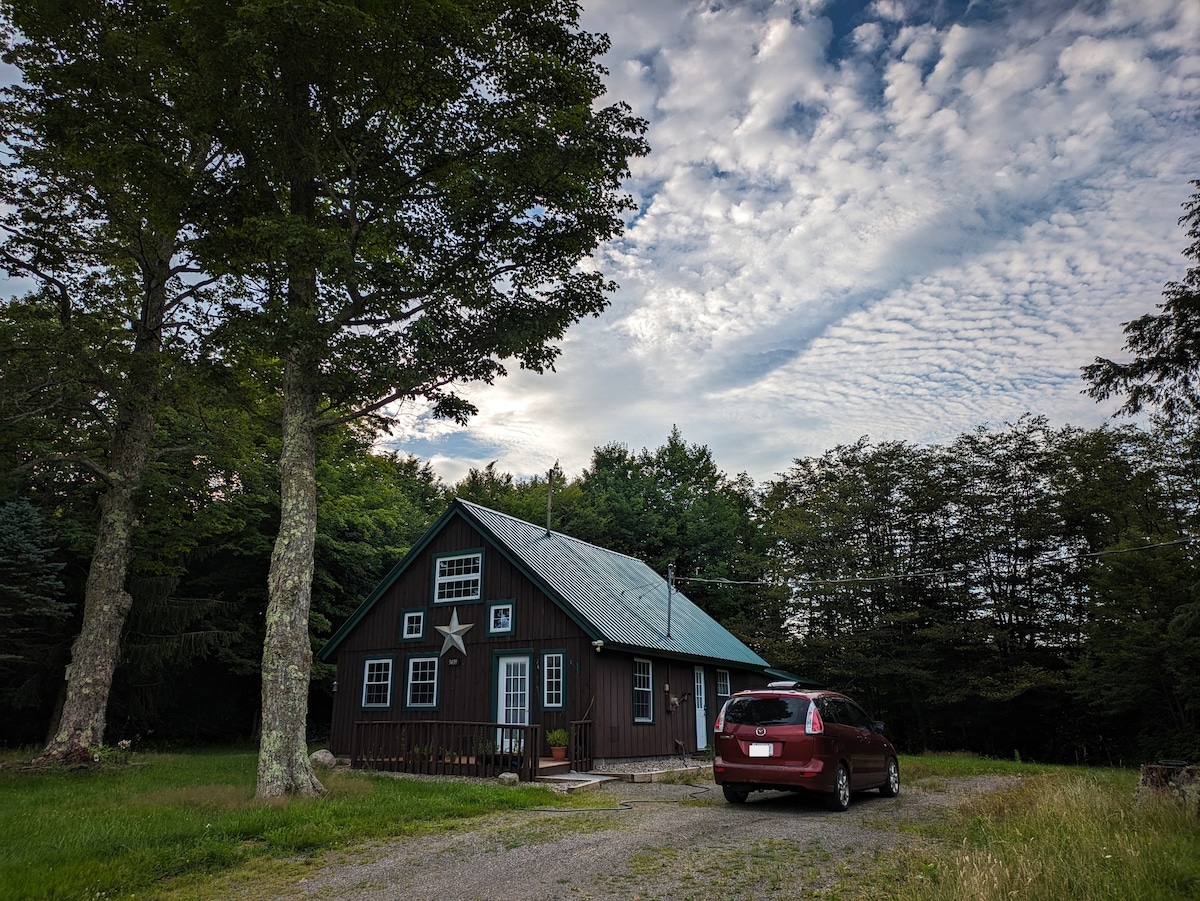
0 499 69 689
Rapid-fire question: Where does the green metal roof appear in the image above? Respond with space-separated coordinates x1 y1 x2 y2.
319 498 769 669
460 500 769 667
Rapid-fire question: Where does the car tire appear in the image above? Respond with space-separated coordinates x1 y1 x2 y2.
880 757 900 797
825 764 851 811
722 786 748 804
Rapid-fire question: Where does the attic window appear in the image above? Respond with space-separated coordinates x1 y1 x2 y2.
402 611 424 640
488 601 514 635
434 551 482 602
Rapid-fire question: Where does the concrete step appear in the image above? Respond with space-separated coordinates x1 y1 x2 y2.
535 773 614 792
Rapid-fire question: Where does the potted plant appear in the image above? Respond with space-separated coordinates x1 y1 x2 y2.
545 728 569 761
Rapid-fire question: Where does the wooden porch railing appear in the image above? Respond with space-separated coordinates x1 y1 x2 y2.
352 720 596 781
569 719 593 772
352 720 542 782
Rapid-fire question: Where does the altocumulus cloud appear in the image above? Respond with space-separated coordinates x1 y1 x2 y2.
385 0 1200 484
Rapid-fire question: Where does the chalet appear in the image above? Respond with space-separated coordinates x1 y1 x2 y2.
318 499 787 779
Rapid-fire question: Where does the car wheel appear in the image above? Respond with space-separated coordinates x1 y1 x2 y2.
880 757 899 797
722 786 748 804
825 764 850 811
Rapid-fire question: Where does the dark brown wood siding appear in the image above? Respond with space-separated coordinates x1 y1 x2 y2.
329 515 596 755
326 511 772 759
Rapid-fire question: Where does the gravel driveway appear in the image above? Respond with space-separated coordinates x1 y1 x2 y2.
279 772 1000 901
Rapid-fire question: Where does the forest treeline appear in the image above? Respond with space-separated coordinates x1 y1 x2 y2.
3 415 1198 765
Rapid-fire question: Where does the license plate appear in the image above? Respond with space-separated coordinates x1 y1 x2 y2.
748 742 773 758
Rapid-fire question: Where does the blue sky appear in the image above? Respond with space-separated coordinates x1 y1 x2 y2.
387 0 1199 484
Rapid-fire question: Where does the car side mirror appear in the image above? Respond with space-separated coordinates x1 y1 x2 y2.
872 721 886 734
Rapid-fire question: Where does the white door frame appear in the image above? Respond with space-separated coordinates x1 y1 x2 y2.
496 654 531 752
694 666 708 751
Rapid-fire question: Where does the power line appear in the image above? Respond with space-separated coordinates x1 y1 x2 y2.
672 536 1198 587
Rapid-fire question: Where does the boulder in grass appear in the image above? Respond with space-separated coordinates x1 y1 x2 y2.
497 772 519 786
310 749 337 769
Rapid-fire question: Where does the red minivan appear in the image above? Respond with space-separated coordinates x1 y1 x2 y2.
712 683 899 811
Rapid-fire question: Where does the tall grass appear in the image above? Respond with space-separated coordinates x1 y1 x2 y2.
0 749 587 901
885 766 1200 901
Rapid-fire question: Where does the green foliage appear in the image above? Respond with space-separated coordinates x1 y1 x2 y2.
0 500 71 715
187 0 650 425
545 728 569 747
0 499 67 644
451 461 580 528
1066 423 1200 763
761 417 1200 763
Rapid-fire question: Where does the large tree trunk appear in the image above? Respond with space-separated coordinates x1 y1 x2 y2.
41 465 144 758
256 346 325 797
40 246 169 761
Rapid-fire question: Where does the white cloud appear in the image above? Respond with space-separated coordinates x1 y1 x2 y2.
387 0 1200 485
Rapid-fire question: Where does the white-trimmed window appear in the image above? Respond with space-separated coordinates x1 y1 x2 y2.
543 652 564 709
716 669 731 699
633 658 653 722
362 658 392 708
488 601 514 635
402 611 425 640
434 552 482 602
407 656 438 708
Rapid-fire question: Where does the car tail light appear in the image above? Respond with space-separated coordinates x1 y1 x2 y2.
714 701 728 731
805 702 824 735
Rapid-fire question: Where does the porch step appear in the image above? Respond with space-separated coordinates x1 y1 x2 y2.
536 758 574 777
536 773 614 792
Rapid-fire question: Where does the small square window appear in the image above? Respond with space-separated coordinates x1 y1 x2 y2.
402 611 424 640
716 669 731 698
488 602 514 635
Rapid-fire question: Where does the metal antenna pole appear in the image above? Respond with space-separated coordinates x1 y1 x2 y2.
667 563 674 639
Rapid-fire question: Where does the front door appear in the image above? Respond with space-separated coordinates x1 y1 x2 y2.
496 655 530 753
694 666 708 751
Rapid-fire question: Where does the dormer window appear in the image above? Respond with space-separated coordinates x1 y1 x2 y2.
433 551 482 603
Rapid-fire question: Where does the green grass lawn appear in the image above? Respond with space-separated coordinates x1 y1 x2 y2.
0 748 587 901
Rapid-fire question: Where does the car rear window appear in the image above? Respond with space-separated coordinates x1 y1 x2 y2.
722 695 810 726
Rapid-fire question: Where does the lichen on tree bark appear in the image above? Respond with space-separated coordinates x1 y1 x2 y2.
256 345 325 798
